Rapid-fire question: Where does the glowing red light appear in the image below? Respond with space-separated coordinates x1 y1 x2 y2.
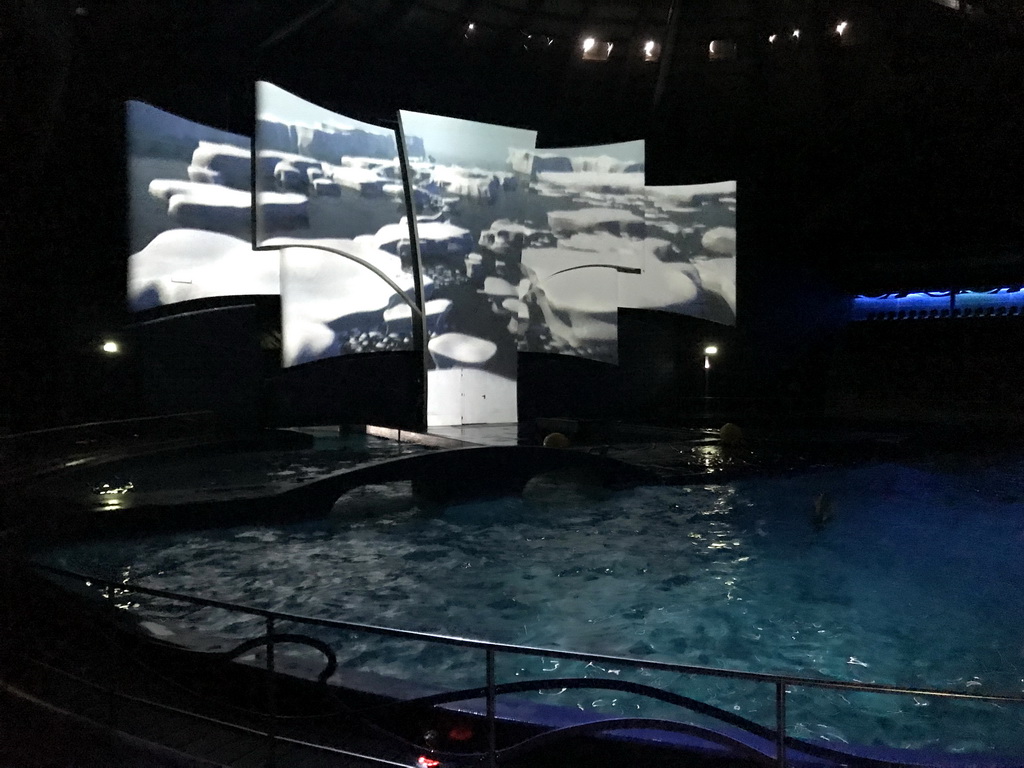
448 724 474 741
417 757 442 768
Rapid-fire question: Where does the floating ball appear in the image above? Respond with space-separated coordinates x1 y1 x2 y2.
543 432 570 448
719 423 744 446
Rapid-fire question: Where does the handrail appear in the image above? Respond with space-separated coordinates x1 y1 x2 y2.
0 411 215 442
34 562 1024 704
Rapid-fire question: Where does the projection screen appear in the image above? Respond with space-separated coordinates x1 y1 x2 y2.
398 110 538 425
512 141 648 364
637 181 737 326
126 101 280 312
254 82 421 368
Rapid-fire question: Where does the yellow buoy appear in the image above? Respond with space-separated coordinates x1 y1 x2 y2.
543 432 571 448
719 423 743 446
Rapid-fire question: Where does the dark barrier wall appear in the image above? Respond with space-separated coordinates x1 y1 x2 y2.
133 297 422 431
135 304 264 429
268 352 422 429
519 261 851 427
828 316 1024 421
518 309 737 425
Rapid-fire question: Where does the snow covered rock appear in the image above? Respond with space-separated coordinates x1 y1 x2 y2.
547 208 645 237
128 229 280 310
428 333 498 368
190 141 251 190
701 226 736 256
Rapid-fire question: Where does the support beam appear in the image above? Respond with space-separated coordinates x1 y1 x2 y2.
258 0 344 50
652 0 683 113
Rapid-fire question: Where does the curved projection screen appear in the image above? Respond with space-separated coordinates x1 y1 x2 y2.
399 110 538 425
515 141 647 364
255 82 419 367
126 101 280 312
639 182 736 325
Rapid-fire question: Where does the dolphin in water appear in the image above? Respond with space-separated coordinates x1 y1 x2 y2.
812 492 834 530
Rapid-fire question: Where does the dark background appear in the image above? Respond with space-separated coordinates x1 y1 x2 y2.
1 0 1022 431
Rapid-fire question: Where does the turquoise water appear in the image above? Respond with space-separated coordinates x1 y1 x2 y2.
41 458 1024 756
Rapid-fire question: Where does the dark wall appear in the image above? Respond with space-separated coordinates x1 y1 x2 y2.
135 305 264 429
519 310 738 424
269 353 423 430
3 0 1021 430
827 316 1024 418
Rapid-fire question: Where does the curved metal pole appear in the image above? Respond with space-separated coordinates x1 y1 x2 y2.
548 263 642 278
268 242 423 319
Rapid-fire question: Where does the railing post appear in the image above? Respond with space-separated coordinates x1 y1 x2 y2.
106 582 118 728
775 681 787 768
265 616 276 768
486 648 497 768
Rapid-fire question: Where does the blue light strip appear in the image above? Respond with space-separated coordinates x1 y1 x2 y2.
852 288 1024 320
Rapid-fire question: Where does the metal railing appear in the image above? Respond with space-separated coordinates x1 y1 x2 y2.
0 411 218 486
23 562 1024 768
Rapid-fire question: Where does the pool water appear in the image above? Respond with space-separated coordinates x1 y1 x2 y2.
41 458 1024 756
48 432 432 503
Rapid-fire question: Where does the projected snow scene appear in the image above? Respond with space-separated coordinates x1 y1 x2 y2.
126 101 280 311
255 82 420 366
512 141 649 365
399 110 538 425
635 181 737 326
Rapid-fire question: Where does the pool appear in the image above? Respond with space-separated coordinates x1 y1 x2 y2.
39 430 436 504
39 456 1024 757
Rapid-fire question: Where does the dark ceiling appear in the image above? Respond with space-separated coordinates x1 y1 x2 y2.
1 0 1023 419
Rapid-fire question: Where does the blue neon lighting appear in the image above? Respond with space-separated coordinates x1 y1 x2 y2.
852 288 1024 320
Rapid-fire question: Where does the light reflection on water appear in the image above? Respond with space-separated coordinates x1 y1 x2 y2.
39 459 1024 755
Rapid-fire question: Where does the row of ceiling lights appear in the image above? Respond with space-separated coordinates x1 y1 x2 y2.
463 19 852 59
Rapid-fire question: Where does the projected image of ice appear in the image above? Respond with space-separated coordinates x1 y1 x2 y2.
126 101 280 311
512 142 649 364
255 83 420 366
637 182 737 325
399 111 538 424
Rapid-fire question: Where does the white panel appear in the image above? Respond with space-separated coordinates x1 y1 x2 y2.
400 110 537 427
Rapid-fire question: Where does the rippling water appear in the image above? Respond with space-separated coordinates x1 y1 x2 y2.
41 458 1024 756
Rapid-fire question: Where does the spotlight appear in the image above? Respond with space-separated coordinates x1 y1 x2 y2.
769 33 777 43
101 340 119 354
704 345 718 356
836 20 848 35
467 22 475 31
581 36 612 60
792 28 800 38
644 40 655 55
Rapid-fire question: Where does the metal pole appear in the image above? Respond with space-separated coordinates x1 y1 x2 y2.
651 0 682 113
266 616 277 768
486 649 497 768
106 582 117 727
396 117 431 433
775 681 787 767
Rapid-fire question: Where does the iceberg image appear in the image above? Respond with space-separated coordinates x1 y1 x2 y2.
272 238 426 366
126 100 281 311
255 82 419 365
128 229 280 311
